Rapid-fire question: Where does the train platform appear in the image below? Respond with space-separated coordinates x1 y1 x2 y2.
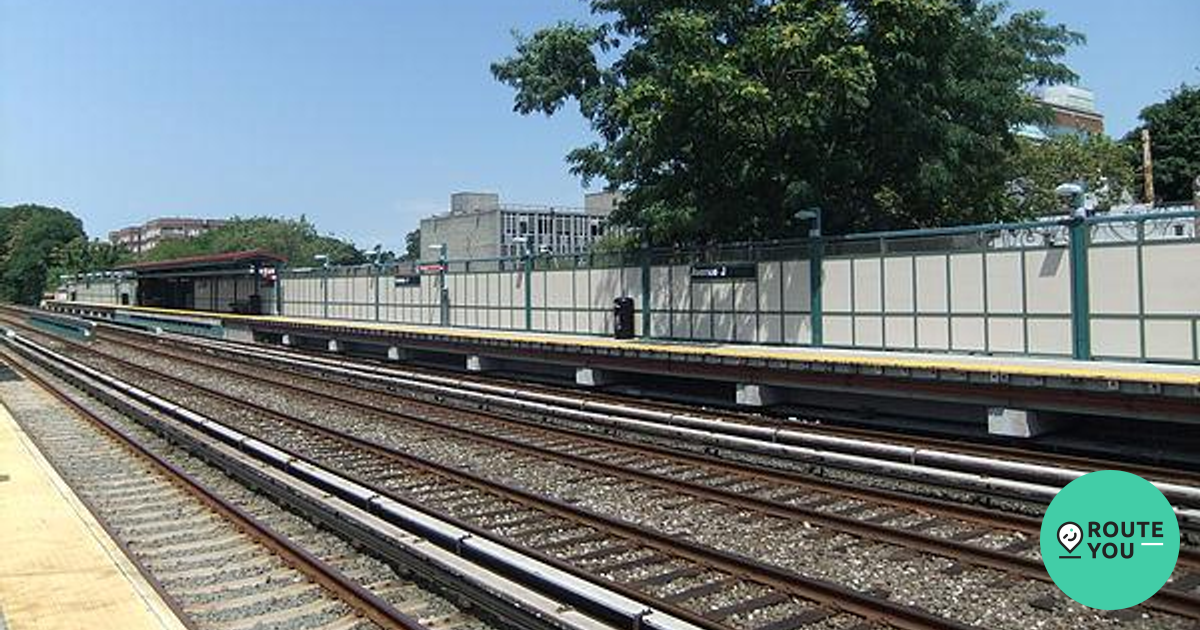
42 301 1200 430
0 391 187 630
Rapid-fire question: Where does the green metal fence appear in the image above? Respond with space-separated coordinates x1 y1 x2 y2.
272 208 1200 364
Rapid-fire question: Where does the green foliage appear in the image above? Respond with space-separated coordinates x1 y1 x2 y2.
47 238 135 283
1125 84 1200 203
0 204 86 304
403 228 421 261
1007 135 1136 214
141 217 366 267
494 0 1082 243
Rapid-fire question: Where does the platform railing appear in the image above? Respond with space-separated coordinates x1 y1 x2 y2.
67 208 1200 365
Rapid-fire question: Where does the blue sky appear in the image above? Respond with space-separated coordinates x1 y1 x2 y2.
2 1 1197 251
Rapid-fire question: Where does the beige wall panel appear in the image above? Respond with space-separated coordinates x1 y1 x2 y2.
915 256 948 313
824 316 853 346
591 269 621 307
711 283 734 312
670 265 691 309
987 317 1025 353
781 260 812 312
671 313 691 338
650 267 672 309
855 316 883 347
884 316 916 349
591 311 609 335
951 317 985 352
986 252 1023 315
1025 249 1071 314
734 314 756 342
713 311 735 341
758 262 782 312
758 314 784 344
622 267 643 300
1089 318 1140 358
1143 243 1200 314
1027 318 1072 355
823 259 852 312
883 258 914 314
783 315 813 345
651 313 671 338
532 310 546 331
546 270 574 307
691 283 713 311
734 280 757 313
949 254 984 312
692 313 713 340
853 258 882 312
1144 320 1194 361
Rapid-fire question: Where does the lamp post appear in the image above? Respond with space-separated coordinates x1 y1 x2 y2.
314 254 331 318
794 208 823 347
512 236 532 330
428 244 449 326
1055 182 1090 360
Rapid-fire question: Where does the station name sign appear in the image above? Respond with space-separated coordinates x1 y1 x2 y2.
394 274 421 287
690 262 756 282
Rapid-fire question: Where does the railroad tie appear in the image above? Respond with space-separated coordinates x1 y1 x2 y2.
625 565 704 588
663 577 739 604
704 592 792 621
751 607 833 630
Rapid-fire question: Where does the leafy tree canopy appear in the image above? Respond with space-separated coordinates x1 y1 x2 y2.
494 0 1081 243
1125 84 1200 203
1007 134 1136 214
142 216 366 267
0 204 86 304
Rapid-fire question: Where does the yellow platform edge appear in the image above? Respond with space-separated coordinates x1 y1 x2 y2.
49 301 1200 387
0 392 188 630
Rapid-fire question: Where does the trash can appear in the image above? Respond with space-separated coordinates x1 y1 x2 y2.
612 297 635 339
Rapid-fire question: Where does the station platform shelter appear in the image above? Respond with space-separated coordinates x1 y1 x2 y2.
117 250 284 315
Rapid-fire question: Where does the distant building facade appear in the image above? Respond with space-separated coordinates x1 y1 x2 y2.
109 217 228 254
418 192 619 261
1018 85 1105 141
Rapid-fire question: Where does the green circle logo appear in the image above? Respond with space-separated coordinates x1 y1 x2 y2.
1041 470 1180 609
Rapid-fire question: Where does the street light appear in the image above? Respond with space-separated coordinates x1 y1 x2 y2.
794 207 823 238
313 253 330 268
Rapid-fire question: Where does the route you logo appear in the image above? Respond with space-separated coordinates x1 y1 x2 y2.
1041 470 1181 609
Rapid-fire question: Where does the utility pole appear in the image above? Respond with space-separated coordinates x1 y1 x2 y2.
1141 128 1155 205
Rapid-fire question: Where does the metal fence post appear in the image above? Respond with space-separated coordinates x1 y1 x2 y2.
1068 219 1091 360
322 268 329 319
524 252 533 331
809 237 824 347
640 246 651 338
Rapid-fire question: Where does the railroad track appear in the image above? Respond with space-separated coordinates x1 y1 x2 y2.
5 312 1200 627
0 347 429 630
3 317 975 630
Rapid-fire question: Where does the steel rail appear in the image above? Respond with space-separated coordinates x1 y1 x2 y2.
0 344 430 630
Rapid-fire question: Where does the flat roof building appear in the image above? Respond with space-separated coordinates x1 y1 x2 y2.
418 192 619 261
109 217 228 254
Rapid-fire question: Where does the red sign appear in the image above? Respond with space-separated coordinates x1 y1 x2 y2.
418 264 445 274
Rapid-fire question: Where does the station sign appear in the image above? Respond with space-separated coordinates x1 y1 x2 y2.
394 274 421 287
690 262 757 282
418 263 446 274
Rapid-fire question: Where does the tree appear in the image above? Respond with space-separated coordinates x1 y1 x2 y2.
1125 84 1200 203
0 204 86 304
402 228 421 261
1007 134 1137 214
143 217 366 266
493 0 1081 243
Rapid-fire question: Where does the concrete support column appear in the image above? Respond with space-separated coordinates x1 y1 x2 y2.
736 383 787 407
987 407 1059 438
386 346 409 362
281 334 293 346
576 367 622 387
466 355 498 372
327 339 341 353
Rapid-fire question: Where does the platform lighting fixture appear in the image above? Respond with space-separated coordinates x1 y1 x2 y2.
313 253 330 269
794 207 823 238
